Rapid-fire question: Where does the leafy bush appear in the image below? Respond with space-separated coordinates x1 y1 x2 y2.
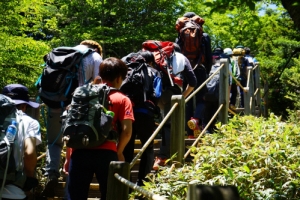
135 114 300 200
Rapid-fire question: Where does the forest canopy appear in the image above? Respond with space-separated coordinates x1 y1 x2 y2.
0 0 299 116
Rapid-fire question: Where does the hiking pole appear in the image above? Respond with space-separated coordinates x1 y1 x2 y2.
0 138 12 200
129 102 179 169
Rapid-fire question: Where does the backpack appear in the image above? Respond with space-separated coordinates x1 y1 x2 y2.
61 83 117 149
231 58 240 84
121 53 162 107
36 46 93 109
205 65 220 102
232 55 247 81
142 40 179 87
232 48 245 56
175 15 205 67
0 95 26 192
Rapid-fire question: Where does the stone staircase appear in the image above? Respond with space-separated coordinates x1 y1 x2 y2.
48 138 197 199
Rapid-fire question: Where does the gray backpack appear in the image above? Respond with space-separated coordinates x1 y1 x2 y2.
205 65 220 102
0 95 27 194
61 83 118 149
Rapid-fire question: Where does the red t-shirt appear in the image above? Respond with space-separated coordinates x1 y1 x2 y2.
93 90 134 151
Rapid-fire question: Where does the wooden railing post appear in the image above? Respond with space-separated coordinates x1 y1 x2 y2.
244 66 255 115
254 64 262 116
187 183 241 200
249 67 255 115
263 80 269 118
219 58 229 124
170 95 185 166
187 182 197 200
107 161 130 200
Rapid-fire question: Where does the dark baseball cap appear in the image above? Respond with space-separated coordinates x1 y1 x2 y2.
183 12 197 18
2 84 39 108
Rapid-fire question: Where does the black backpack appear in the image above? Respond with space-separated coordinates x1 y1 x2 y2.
205 65 220 102
36 46 93 108
121 53 162 110
61 83 117 149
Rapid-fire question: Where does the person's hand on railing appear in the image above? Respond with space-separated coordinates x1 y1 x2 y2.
117 152 125 161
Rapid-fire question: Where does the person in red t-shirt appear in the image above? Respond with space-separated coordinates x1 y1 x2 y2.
66 57 134 200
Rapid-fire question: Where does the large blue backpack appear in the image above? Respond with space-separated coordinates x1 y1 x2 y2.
36 46 93 108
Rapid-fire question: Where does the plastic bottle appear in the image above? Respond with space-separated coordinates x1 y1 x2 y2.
6 120 18 143
106 111 115 118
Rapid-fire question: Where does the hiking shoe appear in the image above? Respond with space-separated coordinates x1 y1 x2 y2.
229 104 237 111
153 157 166 170
193 129 201 138
187 118 199 130
188 117 202 137
41 174 58 198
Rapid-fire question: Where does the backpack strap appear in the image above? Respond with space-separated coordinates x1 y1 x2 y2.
0 135 12 197
0 111 26 196
153 41 175 87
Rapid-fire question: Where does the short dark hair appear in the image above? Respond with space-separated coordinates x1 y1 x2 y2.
244 47 251 54
99 57 128 82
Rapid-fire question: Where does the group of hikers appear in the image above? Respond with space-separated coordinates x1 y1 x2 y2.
0 11 257 200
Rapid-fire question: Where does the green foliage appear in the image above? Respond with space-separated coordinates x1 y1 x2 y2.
53 0 184 57
0 33 50 94
134 114 300 199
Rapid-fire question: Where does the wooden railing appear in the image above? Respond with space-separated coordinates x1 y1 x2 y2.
29 58 266 199
108 58 266 199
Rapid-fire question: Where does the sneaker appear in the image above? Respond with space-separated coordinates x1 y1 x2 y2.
153 157 166 170
193 129 201 138
187 117 199 130
229 104 236 111
41 174 58 198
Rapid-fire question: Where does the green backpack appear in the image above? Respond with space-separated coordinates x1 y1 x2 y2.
61 83 118 149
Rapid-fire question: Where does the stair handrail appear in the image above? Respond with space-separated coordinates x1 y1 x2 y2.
114 173 167 200
129 102 179 169
185 63 225 104
184 104 224 159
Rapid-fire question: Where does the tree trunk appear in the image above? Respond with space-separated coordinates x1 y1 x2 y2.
281 0 300 30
